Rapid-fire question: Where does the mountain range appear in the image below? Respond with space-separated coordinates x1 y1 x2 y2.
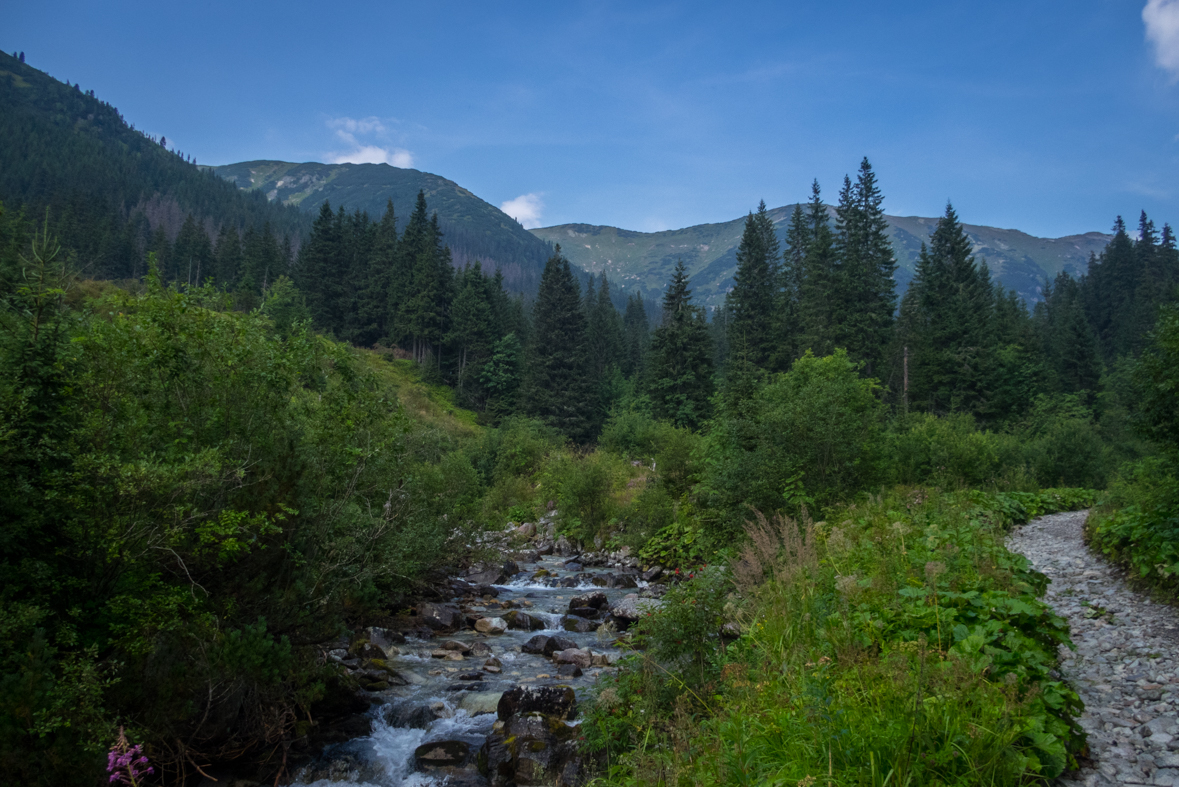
0 49 1113 308
209 161 554 292
531 208 1112 309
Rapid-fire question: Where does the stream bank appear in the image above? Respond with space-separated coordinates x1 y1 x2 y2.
258 517 664 787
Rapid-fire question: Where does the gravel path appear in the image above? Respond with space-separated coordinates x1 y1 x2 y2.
1009 510 1179 786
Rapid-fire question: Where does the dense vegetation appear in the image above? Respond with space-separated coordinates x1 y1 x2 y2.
3 46 1179 787
0 52 307 284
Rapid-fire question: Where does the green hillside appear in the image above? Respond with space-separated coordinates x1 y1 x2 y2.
0 52 306 280
533 205 1111 307
210 160 554 292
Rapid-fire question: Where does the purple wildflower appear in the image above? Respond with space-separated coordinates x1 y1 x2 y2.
107 727 153 786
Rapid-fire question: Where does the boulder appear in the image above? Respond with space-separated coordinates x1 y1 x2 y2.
542 635 577 657
397 669 428 686
465 568 502 586
474 617 507 635
458 690 504 716
557 663 583 678
503 610 544 631
590 574 613 588
386 702 450 729
554 536 577 557
459 671 484 681
415 739 471 769
535 539 555 556
469 641 493 656
569 591 608 610
351 641 386 660
552 648 593 669
365 626 405 656
418 602 463 632
440 640 471 653
563 562 583 572
480 688 582 787
515 522 537 538
521 634 550 655
473 584 501 598
614 574 639 589
561 615 596 633
610 593 663 626
568 606 599 619
496 685 577 722
641 565 663 582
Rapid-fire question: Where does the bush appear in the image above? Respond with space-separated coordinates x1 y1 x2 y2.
701 350 882 530
885 412 1012 487
584 490 1090 785
1088 458 1179 594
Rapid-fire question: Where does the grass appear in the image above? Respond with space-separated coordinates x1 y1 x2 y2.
583 488 1096 786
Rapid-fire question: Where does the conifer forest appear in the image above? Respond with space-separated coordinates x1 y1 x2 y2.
3 41 1179 787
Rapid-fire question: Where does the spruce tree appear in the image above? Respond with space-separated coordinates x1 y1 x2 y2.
521 246 593 440
724 200 779 368
447 262 496 398
840 158 897 375
213 223 242 289
648 260 715 430
1036 271 1101 401
297 201 345 331
769 203 809 370
355 200 397 346
905 202 995 416
797 181 837 356
621 292 650 380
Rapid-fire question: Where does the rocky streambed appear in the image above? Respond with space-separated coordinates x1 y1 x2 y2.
283 524 665 787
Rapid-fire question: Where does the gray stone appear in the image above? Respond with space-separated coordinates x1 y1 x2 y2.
552 648 593 668
475 616 508 635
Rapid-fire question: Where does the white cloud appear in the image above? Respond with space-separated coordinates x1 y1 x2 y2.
1144 0 1179 78
500 193 544 229
325 116 414 167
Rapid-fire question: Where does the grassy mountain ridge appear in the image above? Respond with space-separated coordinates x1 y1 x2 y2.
533 206 1111 308
210 160 555 292
0 51 307 279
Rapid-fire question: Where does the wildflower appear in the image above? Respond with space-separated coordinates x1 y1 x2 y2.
107 727 153 786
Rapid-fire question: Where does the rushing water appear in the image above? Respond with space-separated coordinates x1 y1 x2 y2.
290 553 640 786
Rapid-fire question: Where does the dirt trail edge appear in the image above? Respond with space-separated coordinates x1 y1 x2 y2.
1008 510 1179 786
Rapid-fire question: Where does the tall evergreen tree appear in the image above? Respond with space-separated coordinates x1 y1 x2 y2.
724 200 779 369
769 203 809 370
297 201 345 331
648 260 715 430
798 180 837 356
447 262 496 398
1036 271 1101 401
213 223 242 289
172 214 212 287
833 158 897 375
521 246 593 440
621 291 651 380
354 200 397 346
903 202 995 416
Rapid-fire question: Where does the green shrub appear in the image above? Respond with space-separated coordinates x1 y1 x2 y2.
701 350 882 531
885 412 1011 487
1088 458 1179 594
585 490 1088 785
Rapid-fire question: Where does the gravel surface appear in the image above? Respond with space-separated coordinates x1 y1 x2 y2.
1009 510 1179 786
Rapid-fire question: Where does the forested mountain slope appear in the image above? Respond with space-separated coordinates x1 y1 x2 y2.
211 160 554 292
533 206 1110 308
0 51 306 280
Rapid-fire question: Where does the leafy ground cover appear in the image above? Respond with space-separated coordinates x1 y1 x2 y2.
583 489 1097 786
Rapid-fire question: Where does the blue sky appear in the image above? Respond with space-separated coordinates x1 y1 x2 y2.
7 0 1179 237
